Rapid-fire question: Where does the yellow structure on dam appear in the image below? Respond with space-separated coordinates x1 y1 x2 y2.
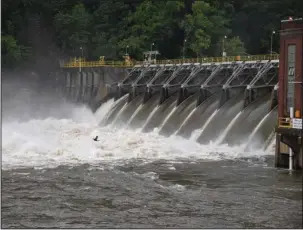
61 54 280 69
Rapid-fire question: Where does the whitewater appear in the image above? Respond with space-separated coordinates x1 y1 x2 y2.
2 88 302 229
2 98 271 170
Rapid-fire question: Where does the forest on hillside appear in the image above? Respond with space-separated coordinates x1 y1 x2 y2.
2 0 303 69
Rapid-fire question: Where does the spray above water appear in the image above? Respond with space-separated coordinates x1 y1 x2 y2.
2 77 276 171
216 111 243 145
2 97 270 170
94 98 115 124
193 109 219 141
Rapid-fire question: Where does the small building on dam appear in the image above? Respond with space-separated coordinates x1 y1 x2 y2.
60 18 303 170
275 17 303 170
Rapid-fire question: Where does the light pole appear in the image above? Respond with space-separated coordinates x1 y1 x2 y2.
151 43 154 52
183 39 187 61
79 46 83 72
222 35 227 57
270 30 276 56
150 43 155 63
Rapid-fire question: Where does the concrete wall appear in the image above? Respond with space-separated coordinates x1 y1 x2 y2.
61 66 129 109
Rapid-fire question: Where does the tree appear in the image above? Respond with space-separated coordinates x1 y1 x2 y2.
1 35 31 68
183 1 230 57
220 36 246 56
119 0 184 59
2 0 303 68
54 3 92 56
2 35 22 66
90 0 132 59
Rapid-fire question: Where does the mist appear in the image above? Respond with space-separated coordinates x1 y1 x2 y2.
2 74 91 123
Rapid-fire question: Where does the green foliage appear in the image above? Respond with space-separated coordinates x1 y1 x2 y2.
221 36 246 56
54 3 92 55
183 1 230 57
1 35 22 64
119 0 184 59
1 35 31 67
183 1 212 56
90 0 132 59
2 0 303 67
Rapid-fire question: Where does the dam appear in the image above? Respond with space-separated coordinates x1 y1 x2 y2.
61 57 279 152
101 58 279 152
60 18 302 170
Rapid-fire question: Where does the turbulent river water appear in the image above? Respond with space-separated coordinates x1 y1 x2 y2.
2 99 302 228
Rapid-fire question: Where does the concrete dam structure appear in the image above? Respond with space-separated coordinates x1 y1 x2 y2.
62 66 129 110
86 59 280 152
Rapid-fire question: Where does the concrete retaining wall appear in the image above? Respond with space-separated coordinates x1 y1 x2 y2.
61 67 129 109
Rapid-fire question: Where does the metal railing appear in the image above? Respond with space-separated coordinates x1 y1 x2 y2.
61 54 280 68
155 54 280 65
63 60 135 68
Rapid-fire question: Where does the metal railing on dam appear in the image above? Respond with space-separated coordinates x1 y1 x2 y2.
61 54 280 68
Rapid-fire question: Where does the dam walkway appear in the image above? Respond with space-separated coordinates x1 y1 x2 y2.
61 54 279 68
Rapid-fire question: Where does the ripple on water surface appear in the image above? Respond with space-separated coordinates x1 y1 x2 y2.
2 160 302 228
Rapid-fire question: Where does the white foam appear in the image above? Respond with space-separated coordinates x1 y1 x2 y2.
2 104 273 170
141 172 159 180
94 98 115 124
168 184 186 191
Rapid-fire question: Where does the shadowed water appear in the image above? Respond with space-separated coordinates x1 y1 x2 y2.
2 159 302 228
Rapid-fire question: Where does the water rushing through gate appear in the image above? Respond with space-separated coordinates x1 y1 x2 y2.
3 92 276 170
101 90 278 157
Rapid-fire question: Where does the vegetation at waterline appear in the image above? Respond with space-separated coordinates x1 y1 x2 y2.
2 0 303 68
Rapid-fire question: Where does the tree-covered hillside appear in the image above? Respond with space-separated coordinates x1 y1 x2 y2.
2 0 303 69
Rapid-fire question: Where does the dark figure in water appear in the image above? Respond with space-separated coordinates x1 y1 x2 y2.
93 136 99 141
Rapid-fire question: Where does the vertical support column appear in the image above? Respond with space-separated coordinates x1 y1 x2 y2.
177 88 184 106
289 107 294 170
86 71 93 103
90 72 95 101
65 72 71 100
83 71 88 102
219 89 229 107
159 88 168 105
93 71 102 102
143 87 152 104
197 88 204 107
76 71 82 102
71 72 76 101
300 138 303 169
275 134 281 168
82 71 86 102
